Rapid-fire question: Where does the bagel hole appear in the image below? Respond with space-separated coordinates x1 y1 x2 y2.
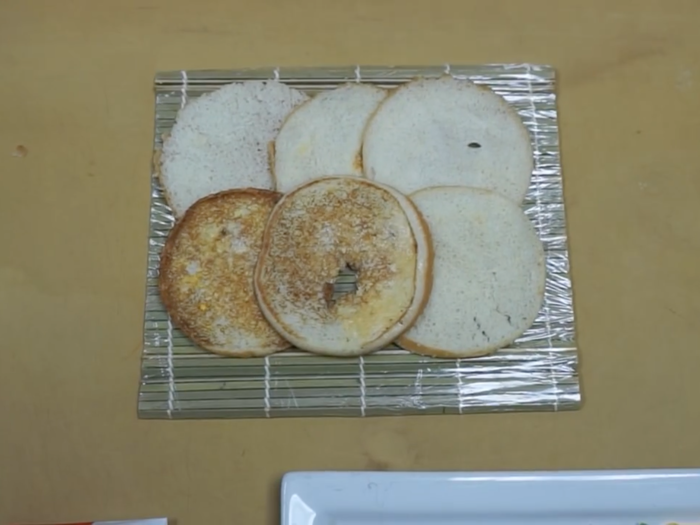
325 264 358 306
468 142 481 149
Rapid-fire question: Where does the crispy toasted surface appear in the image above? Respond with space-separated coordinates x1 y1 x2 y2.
254 176 432 356
159 189 291 356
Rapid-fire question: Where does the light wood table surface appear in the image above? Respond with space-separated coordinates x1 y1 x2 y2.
2 1 699 523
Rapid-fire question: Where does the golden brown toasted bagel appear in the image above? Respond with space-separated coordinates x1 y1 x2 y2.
159 188 291 357
254 176 433 356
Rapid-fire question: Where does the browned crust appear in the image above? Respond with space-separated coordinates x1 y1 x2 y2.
395 334 500 359
253 176 435 357
267 140 277 189
159 188 292 356
254 176 425 354
352 151 363 174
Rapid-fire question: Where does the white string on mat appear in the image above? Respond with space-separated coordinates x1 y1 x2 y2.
456 359 464 414
179 70 188 110
354 65 361 83
264 355 272 417
358 356 367 416
526 63 558 411
166 314 175 418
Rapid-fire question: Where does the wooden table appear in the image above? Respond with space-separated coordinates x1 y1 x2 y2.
2 1 699 523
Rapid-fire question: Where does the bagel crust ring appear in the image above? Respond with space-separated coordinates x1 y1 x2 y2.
254 176 433 356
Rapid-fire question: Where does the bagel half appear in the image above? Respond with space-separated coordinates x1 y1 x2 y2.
362 76 533 202
397 186 545 358
159 189 292 357
160 81 308 216
272 84 387 192
254 176 433 356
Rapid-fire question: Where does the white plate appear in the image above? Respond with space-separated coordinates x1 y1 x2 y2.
281 470 700 525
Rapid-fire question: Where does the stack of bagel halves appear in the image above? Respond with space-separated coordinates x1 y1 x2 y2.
157 76 545 359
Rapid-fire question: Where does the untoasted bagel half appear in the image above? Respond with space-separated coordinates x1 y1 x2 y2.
362 76 533 202
397 186 545 358
273 84 387 192
159 189 291 357
254 176 433 356
160 81 308 216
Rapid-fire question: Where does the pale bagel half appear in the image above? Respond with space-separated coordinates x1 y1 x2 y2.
272 84 387 193
362 76 533 202
160 81 308 216
398 186 545 358
254 176 433 356
159 189 291 357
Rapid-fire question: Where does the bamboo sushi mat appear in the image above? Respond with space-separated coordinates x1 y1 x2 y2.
138 64 580 419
